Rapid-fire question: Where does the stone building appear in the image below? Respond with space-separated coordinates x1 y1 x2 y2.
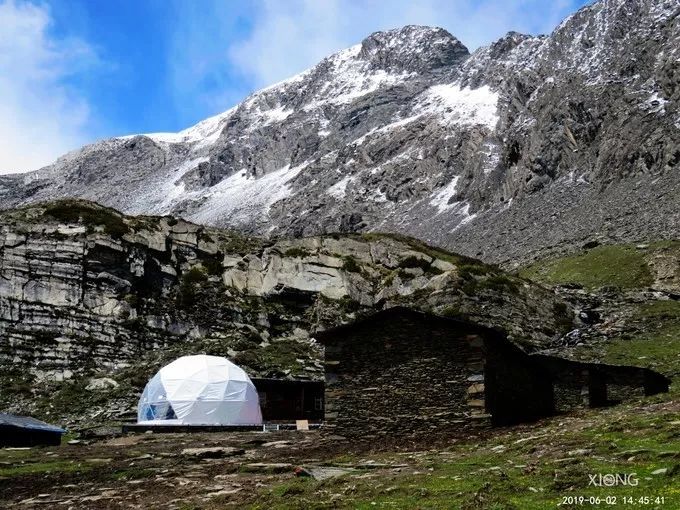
316 307 669 439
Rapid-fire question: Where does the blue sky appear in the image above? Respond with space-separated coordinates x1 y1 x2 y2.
0 0 591 173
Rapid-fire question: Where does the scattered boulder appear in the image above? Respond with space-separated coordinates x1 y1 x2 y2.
567 448 592 457
79 426 123 440
207 488 242 498
181 447 245 459
295 465 354 480
261 440 292 449
242 463 293 473
86 378 119 391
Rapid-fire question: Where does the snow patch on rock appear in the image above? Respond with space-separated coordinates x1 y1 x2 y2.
327 175 354 199
418 84 499 128
254 105 294 127
640 91 669 115
124 108 236 147
189 162 309 225
430 176 460 213
448 203 478 231
304 44 412 110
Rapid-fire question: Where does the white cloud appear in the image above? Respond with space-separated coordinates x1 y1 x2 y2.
0 0 98 174
227 0 582 89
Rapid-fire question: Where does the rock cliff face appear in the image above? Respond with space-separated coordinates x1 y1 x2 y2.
0 0 678 265
0 200 573 424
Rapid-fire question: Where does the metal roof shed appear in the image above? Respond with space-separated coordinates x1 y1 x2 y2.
0 413 66 447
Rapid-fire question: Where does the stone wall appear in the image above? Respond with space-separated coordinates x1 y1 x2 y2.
321 310 492 441
528 356 670 414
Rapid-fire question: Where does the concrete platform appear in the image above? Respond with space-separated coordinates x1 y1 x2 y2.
122 422 322 433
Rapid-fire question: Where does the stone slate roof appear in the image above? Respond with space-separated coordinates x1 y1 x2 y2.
528 354 671 387
0 413 65 433
313 306 507 344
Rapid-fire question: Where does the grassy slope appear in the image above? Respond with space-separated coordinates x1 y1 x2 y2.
520 242 680 379
597 300 680 379
518 245 654 290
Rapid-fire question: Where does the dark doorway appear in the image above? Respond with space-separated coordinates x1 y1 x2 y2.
252 378 324 422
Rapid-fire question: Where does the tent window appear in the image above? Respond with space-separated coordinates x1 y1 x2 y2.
145 402 177 420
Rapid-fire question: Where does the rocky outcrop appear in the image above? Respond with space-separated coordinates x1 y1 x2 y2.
0 200 574 425
0 0 678 265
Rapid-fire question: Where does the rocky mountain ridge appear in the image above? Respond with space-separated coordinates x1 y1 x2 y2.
0 0 678 265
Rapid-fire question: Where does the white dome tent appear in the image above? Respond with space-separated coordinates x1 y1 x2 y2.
137 355 262 425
